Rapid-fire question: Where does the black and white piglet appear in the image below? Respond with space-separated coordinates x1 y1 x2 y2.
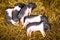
18 3 37 24
5 3 25 25
26 21 50 37
23 15 48 28
12 3 25 23
5 6 15 25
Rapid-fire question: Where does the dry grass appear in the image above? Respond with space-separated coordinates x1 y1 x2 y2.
0 0 60 40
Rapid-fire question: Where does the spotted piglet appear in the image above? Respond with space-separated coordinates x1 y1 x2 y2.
26 21 50 37
18 3 37 25
5 3 25 25
5 6 15 24
12 3 25 25
23 15 48 28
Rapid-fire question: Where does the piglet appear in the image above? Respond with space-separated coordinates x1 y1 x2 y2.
18 3 37 25
23 15 48 28
12 3 25 24
26 21 50 37
5 6 16 25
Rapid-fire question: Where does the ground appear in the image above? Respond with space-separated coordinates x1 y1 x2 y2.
0 0 60 40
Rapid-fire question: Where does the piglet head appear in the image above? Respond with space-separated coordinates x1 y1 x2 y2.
5 6 13 10
14 3 25 9
44 22 51 31
27 2 37 10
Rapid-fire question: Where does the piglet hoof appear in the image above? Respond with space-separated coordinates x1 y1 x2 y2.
21 22 24 25
27 33 31 37
26 30 32 37
43 34 46 37
27 34 31 37
13 24 19 26
22 26 25 29
13 21 19 26
22 25 26 29
29 13 31 16
15 23 19 26
23 25 26 28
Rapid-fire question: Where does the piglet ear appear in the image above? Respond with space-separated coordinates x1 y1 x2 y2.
26 3 28 5
14 3 25 8
5 6 13 10
47 24 51 31
44 23 51 31
26 3 30 6
26 2 33 6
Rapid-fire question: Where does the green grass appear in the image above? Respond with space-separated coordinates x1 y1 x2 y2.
0 0 60 40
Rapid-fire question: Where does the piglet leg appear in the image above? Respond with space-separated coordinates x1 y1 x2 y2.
27 29 32 37
40 30 46 37
28 8 32 16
